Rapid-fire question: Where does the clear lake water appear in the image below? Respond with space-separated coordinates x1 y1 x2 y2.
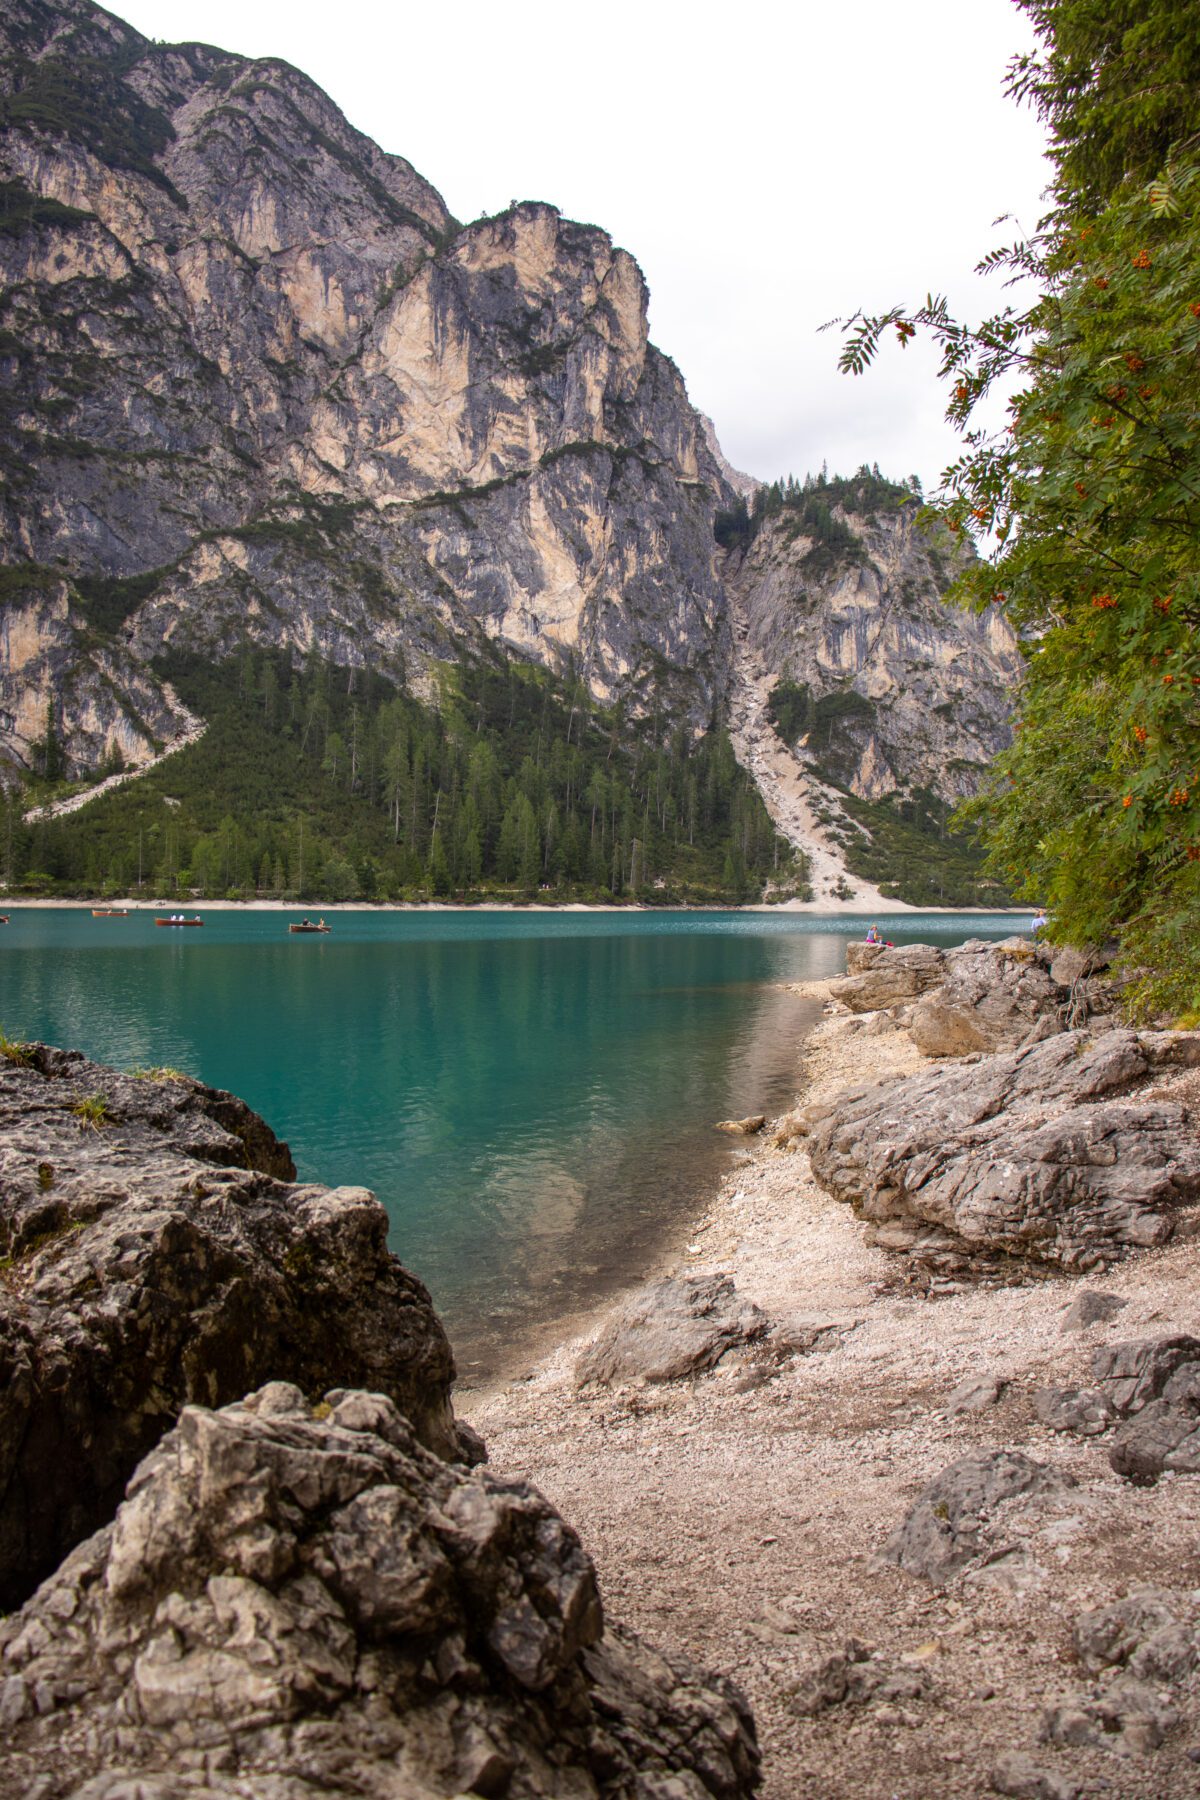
0 907 1022 1375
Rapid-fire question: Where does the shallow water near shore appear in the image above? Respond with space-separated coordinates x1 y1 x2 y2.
0 908 1018 1373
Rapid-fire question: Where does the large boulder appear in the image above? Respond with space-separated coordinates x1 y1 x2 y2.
0 1045 459 1608
576 1273 767 1386
1039 1587 1199 1758
805 1029 1200 1272
0 1383 760 1800
1035 1335 1200 1482
908 937 1113 1058
880 1450 1074 1585
829 944 946 1013
1098 1337 1200 1482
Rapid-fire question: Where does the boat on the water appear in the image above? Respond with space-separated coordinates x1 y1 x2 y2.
155 916 204 927
289 918 330 934
92 908 129 918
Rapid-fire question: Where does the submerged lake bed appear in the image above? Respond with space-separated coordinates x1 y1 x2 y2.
0 907 1021 1372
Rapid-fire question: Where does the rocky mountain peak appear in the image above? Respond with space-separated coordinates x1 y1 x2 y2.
0 0 1016 906
0 0 738 782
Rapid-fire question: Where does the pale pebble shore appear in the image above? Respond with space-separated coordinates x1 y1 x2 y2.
469 982 1200 1800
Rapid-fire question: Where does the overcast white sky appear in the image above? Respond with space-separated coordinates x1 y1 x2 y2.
113 0 1051 492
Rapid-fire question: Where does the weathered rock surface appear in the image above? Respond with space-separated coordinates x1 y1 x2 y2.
908 938 1114 1058
0 1383 760 1799
1060 1289 1128 1333
715 1115 766 1137
575 1274 767 1387
1073 1588 1190 1673
879 1450 1074 1586
787 1639 930 1718
1090 1333 1200 1414
828 943 946 1014
1101 1338 1200 1482
806 1028 1200 1271
943 1374 1005 1416
1033 1335 1200 1481
0 1043 458 1607
1033 1387 1116 1438
1039 1587 1199 1759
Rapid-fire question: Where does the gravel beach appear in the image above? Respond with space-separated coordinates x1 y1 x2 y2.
469 984 1200 1800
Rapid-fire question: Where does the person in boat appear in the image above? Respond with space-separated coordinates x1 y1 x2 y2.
317 917 325 928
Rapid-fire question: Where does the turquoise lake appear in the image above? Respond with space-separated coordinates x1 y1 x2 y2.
0 908 1021 1374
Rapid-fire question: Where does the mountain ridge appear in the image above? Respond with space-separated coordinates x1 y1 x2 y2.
0 0 1018 904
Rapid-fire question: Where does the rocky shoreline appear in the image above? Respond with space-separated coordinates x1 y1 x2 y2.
0 1045 758 1799
474 940 1200 1799
2 936 1199 1798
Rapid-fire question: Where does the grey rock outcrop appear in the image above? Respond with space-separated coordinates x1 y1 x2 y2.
787 1639 930 1718
1074 1589 1191 1673
0 1383 760 1799
908 938 1114 1058
829 943 946 1013
806 1028 1200 1271
1034 1388 1116 1437
1033 1335 1200 1482
575 1274 767 1387
1040 1587 1199 1758
1060 1290 1128 1333
1102 1337 1200 1482
1091 1334 1200 1414
0 1043 458 1606
943 1375 1005 1416
880 1450 1074 1585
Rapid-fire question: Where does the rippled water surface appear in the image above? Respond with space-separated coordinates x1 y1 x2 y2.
0 908 1020 1371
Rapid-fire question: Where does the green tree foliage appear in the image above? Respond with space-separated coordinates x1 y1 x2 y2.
14 650 803 906
1008 2 1200 213
834 0 1200 1012
716 468 921 584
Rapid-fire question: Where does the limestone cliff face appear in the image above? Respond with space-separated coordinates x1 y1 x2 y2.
0 569 197 773
0 0 731 774
726 494 1021 804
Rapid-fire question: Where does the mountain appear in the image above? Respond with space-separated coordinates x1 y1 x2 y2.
720 473 1021 905
0 0 1019 904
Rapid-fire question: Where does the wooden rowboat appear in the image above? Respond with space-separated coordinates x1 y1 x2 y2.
155 916 204 927
289 920 330 934
92 908 129 918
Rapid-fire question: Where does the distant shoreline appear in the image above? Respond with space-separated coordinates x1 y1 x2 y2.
0 897 1029 918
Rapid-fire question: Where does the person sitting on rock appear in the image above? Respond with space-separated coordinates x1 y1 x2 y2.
865 925 881 945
